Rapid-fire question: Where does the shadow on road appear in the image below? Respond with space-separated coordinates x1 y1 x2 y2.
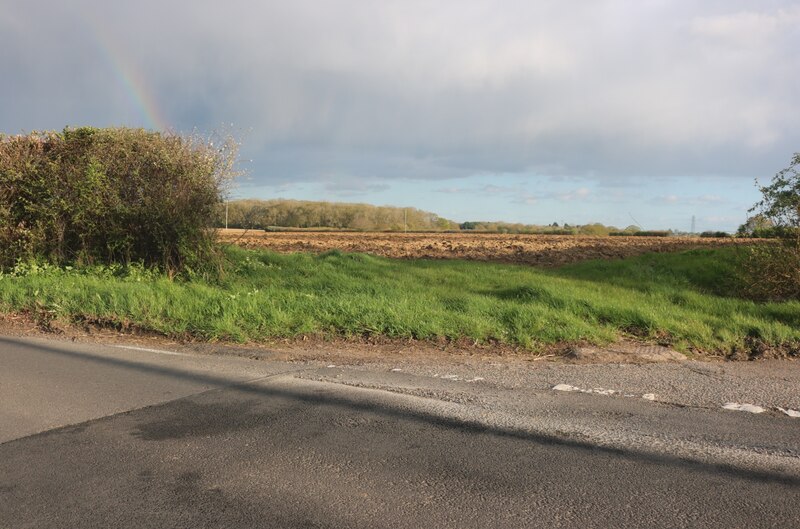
2 336 797 487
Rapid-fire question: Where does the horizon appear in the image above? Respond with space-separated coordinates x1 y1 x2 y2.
223 196 702 232
3 2 799 232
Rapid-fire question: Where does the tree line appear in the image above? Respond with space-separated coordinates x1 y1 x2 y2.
218 200 662 235
218 199 459 231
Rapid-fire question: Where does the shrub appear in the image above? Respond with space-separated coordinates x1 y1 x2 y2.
577 223 610 236
736 214 776 238
741 241 800 300
0 127 238 274
750 227 788 239
741 153 800 300
699 231 730 238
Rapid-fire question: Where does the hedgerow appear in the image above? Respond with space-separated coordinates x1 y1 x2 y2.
0 127 237 274
742 153 800 300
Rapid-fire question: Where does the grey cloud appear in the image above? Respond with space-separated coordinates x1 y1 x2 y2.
515 187 593 205
436 183 525 197
434 187 468 195
2 0 798 186
322 179 391 197
648 194 730 207
436 182 593 205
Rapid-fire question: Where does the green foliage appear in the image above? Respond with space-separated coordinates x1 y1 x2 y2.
459 221 578 234
459 221 579 234
577 223 610 236
752 153 800 229
741 153 800 300
220 199 459 231
0 247 796 356
741 242 800 300
0 127 238 273
736 214 777 238
465 222 666 236
699 231 730 238
221 200 673 236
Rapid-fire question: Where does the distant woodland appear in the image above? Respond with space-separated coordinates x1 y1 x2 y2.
218 199 459 231
217 199 677 235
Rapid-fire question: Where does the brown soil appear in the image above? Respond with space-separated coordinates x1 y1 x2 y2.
218 230 749 267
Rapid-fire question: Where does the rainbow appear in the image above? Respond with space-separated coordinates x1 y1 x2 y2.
81 12 171 132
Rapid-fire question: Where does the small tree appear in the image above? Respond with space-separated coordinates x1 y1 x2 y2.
752 153 800 230
742 153 800 299
736 214 774 238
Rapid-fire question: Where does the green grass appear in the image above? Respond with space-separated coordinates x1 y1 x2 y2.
0 246 798 355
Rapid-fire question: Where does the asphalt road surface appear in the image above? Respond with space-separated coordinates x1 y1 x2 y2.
1 335 798 528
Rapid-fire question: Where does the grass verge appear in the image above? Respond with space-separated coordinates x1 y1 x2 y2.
0 247 797 357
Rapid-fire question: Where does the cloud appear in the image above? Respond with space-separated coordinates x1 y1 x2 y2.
434 187 468 195
516 196 538 206
697 195 725 204
507 187 592 205
558 188 591 201
1 1 798 189
690 8 800 41
650 194 729 206
435 183 519 196
322 179 391 197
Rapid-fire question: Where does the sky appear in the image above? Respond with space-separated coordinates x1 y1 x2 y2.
2 1 799 231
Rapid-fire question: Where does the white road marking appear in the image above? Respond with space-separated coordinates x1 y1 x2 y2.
554 384 659 400
553 385 797 419
722 402 766 414
552 384 621 396
552 384 580 392
109 345 191 357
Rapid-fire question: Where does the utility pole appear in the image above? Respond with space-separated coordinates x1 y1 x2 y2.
404 208 407 233
691 215 696 234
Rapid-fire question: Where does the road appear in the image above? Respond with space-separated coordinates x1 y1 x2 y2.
1 335 798 528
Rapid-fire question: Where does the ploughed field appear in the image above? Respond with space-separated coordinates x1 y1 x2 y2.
218 229 747 267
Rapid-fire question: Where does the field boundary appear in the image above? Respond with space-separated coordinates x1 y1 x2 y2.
1 311 787 365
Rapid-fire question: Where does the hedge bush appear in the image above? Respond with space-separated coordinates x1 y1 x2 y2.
0 127 237 273
741 239 800 300
741 153 800 300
